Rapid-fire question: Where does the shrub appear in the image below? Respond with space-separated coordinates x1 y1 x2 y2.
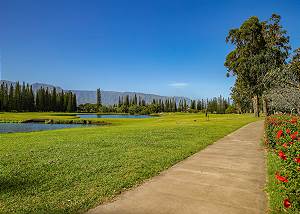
265 114 300 212
225 105 237 114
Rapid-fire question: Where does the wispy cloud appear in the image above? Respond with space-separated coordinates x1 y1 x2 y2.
168 82 189 88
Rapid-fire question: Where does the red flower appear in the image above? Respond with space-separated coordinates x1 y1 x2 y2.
282 143 288 148
275 173 288 182
286 128 291 134
294 158 300 164
278 150 287 160
277 130 283 139
290 131 298 140
291 117 297 124
284 199 291 208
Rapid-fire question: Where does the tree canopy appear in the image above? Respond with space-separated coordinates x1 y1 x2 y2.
225 14 291 116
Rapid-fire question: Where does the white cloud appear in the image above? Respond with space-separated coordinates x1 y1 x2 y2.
168 82 189 88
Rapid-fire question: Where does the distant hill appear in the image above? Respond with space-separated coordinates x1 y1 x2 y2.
0 80 63 92
0 80 191 105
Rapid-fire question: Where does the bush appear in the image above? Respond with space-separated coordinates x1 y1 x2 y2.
225 105 237 114
128 105 141 115
265 114 300 213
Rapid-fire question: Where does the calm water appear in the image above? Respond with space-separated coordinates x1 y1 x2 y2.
77 114 153 119
0 123 89 133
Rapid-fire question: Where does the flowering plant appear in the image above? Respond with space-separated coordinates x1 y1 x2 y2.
265 114 300 212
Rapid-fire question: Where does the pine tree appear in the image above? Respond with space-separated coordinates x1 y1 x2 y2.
173 99 177 112
183 99 187 112
1 84 8 111
118 96 122 107
178 100 182 112
51 87 57 111
60 90 65 112
67 93 73 112
124 95 129 107
196 100 201 111
72 93 77 112
190 100 196 110
20 82 26 110
8 84 14 111
4 84 8 111
29 85 34 111
96 88 102 109
0 83 5 111
133 94 137 105
14 82 21 111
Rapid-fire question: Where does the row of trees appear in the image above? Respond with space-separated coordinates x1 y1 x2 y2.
78 94 231 114
0 82 77 112
225 14 300 116
1 82 232 114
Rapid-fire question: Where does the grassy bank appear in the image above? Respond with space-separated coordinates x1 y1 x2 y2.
266 151 289 213
265 115 300 213
266 151 299 214
0 113 259 213
0 112 109 125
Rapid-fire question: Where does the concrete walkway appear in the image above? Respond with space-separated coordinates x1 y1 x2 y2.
87 120 266 214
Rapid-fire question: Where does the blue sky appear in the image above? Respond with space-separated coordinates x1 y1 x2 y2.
0 0 299 99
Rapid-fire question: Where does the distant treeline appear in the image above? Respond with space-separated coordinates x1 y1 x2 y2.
78 94 232 114
0 82 77 112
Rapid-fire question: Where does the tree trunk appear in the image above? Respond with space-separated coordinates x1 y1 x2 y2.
263 97 269 116
252 95 260 117
236 103 242 114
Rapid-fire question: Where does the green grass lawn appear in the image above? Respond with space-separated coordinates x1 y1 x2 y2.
266 151 297 214
0 113 260 213
266 152 284 214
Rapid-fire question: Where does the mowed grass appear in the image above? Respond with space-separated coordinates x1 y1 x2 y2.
266 151 296 214
266 152 284 214
0 113 260 213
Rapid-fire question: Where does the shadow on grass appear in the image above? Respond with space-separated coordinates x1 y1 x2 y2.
0 177 36 193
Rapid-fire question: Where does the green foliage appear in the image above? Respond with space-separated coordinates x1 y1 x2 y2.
78 95 231 115
0 82 77 112
225 105 237 114
96 88 102 109
207 96 229 114
290 48 300 82
225 14 290 116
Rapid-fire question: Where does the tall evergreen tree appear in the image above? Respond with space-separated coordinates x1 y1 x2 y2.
8 84 14 111
96 88 102 109
51 87 57 111
72 94 77 112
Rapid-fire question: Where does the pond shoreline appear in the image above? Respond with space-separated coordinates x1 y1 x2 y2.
0 119 109 125
23 118 109 125
76 114 154 119
0 122 99 133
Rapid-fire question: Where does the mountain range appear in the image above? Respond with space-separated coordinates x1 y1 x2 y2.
0 80 191 105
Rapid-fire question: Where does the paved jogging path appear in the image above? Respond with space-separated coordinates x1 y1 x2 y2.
87 120 266 214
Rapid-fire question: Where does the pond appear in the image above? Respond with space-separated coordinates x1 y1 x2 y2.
77 114 153 119
0 123 90 133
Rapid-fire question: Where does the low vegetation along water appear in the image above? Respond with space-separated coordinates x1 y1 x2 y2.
0 123 90 133
0 114 152 133
77 114 153 119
